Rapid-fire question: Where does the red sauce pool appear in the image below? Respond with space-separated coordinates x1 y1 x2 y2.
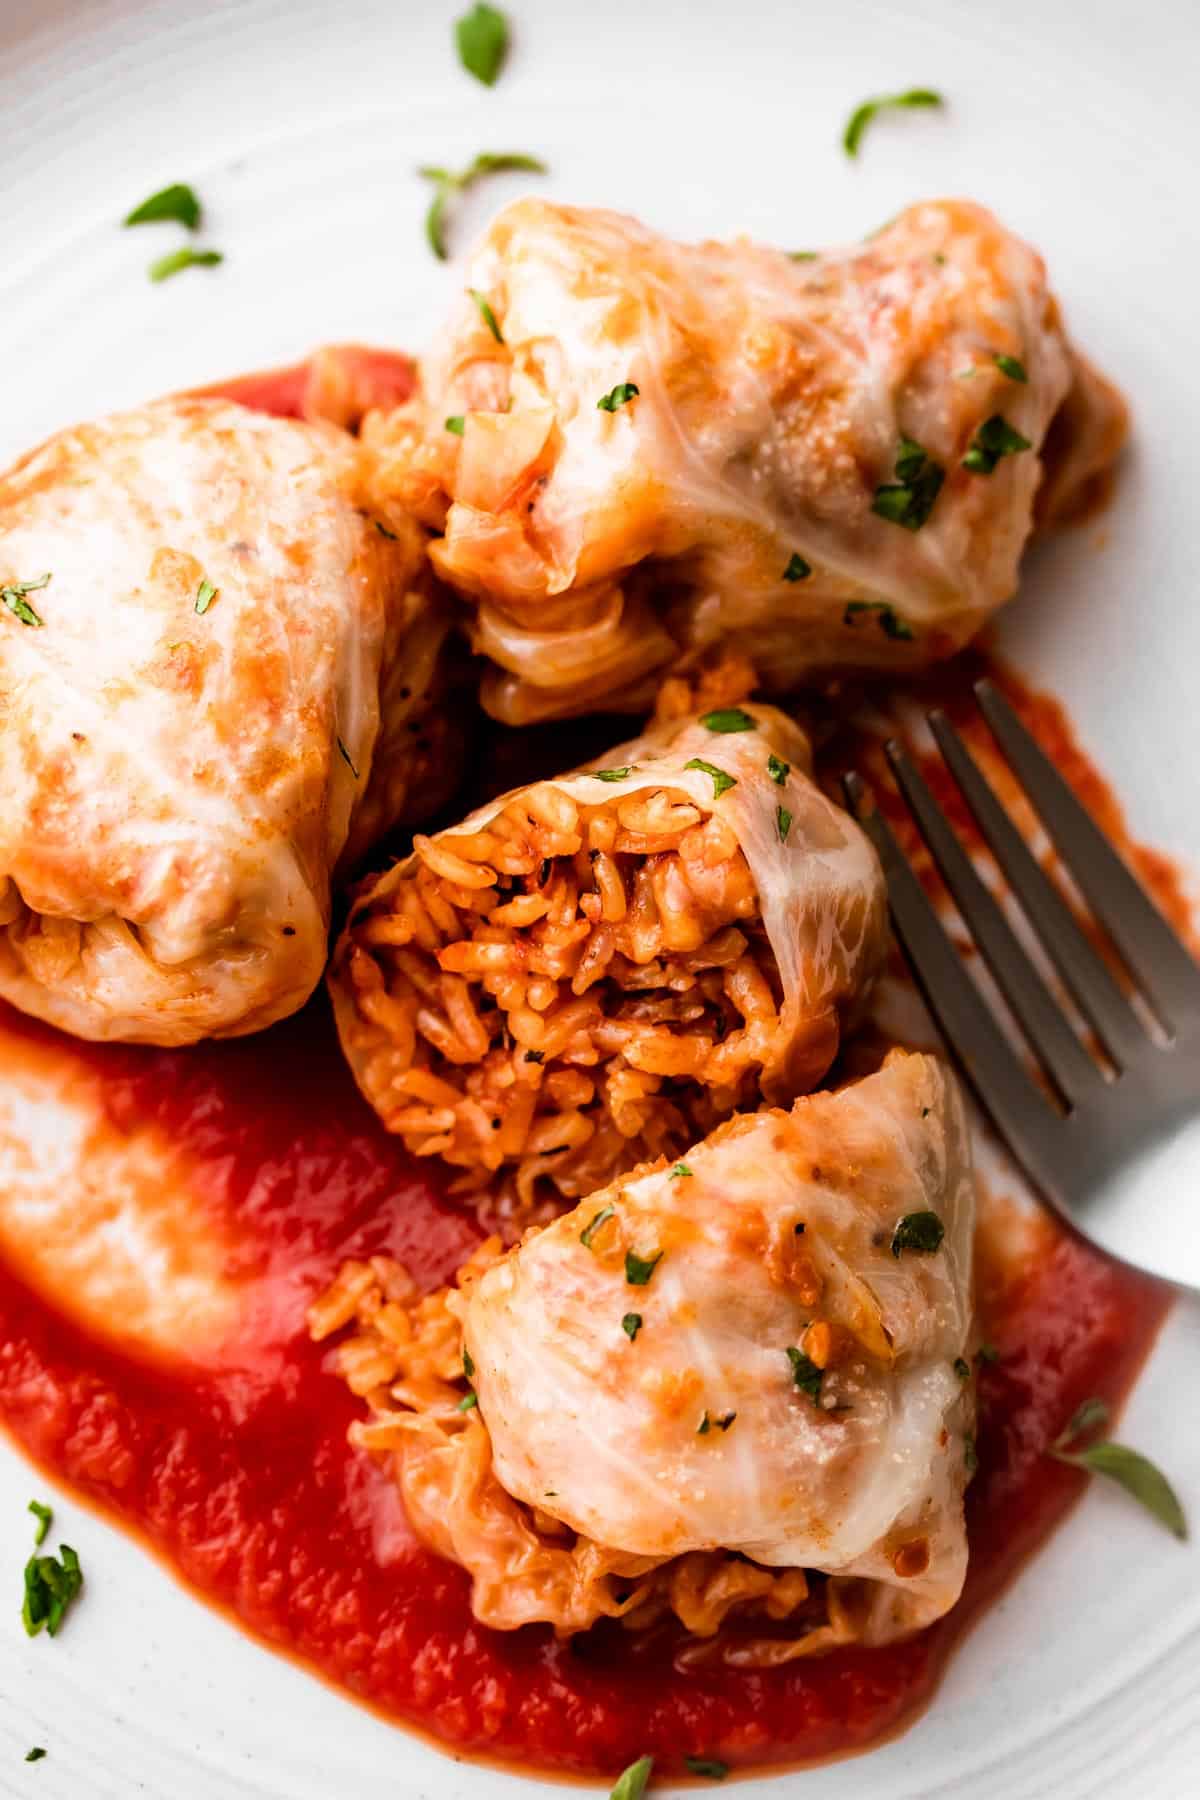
0 356 1180 1783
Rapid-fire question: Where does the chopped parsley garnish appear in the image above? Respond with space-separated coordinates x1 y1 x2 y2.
788 250 818 262
621 1312 643 1341
21 1544 83 1638
456 1390 478 1412
591 766 634 782
697 1411 712 1435
686 1758 730 1781
953 1357 971 1380
844 599 914 640
523 1049 544 1064
610 1757 654 1800
684 758 737 799
842 88 945 158
963 414 1032 474
25 1748 46 1763
776 804 792 844
375 519 399 539
418 152 547 260
468 286 505 342
964 1433 978 1475
994 353 1028 384
891 1210 945 1256
445 414 466 435
699 1410 741 1437
786 1346 823 1406
766 753 790 785
1049 1398 1187 1540
123 182 201 230
669 1162 693 1179
454 3 509 86
28 1501 52 1548
194 577 218 615
462 1349 475 1380
872 438 944 531
580 1204 615 1249
597 383 639 412
975 1342 1000 1365
624 1248 663 1287
698 707 754 736
715 1411 736 1431
148 247 223 283
336 735 360 780
782 552 812 582
1 573 50 627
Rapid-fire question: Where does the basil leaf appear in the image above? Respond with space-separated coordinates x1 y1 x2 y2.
871 438 944 530
124 182 202 230
591 766 634 782
455 4 509 86
700 707 756 734
598 382 639 412
580 1204 615 1249
336 736 360 780
468 287 504 343
843 88 944 158
669 1163 693 1179
1052 1440 1187 1541
766 753 789 785
610 1757 653 1800
963 413 1032 474
684 758 737 799
25 1749 46 1763
148 247 223 283
890 1210 945 1256
786 1346 823 1405
994 353 1028 384
686 1759 729 1780
28 1501 52 1548
194 578 218 615
445 415 466 435
843 600 914 640
782 552 811 581
621 1312 643 1341
1 573 50 627
776 804 792 844
625 1248 663 1286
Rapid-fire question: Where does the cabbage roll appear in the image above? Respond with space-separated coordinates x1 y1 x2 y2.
329 703 886 1212
366 197 1127 722
0 397 454 1045
311 1051 977 1652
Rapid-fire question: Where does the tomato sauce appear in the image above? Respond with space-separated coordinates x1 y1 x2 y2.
0 356 1181 1783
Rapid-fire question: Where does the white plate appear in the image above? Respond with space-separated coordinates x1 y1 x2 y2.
1 1 1198 1794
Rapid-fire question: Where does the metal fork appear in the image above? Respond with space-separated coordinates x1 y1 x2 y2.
843 678 1200 1290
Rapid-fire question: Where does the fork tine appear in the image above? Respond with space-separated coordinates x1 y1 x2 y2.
884 740 1101 1107
928 709 1148 1068
976 679 1200 1033
842 773 1063 1181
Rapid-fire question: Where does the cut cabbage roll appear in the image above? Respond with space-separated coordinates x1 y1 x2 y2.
311 1051 976 1653
0 397 454 1045
329 703 886 1212
365 197 1128 722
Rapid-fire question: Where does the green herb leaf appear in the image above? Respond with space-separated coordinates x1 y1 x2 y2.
462 1349 475 1380
124 182 202 230
598 382 639 412
975 1343 1000 1365
963 414 1032 474
684 758 737 800
776 804 792 844
336 735 360 780
610 1757 654 1800
580 1204 615 1249
891 1210 945 1256
468 287 504 343
953 1357 971 1381
28 1501 52 1547
419 152 547 260
456 1390 478 1412
782 552 812 582
523 1049 544 1064
700 707 756 734
591 766 634 782
767 753 790 785
786 1346 823 1406
622 1312 643 1341
697 1410 712 1435
445 415 466 435
670 1162 693 1179
994 353 1028 384
964 1433 978 1474
715 1411 736 1432
1051 1440 1188 1541
1054 1396 1111 1448
374 519 399 539
625 1248 663 1287
871 438 944 531
686 1758 729 1781
194 577 218 615
843 88 945 158
21 1544 83 1639
1 573 50 627
455 3 509 85
788 250 818 262
25 1748 46 1763
148 247 223 283
843 600 914 640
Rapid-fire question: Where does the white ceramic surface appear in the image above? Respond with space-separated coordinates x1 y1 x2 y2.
1 1 1198 1793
